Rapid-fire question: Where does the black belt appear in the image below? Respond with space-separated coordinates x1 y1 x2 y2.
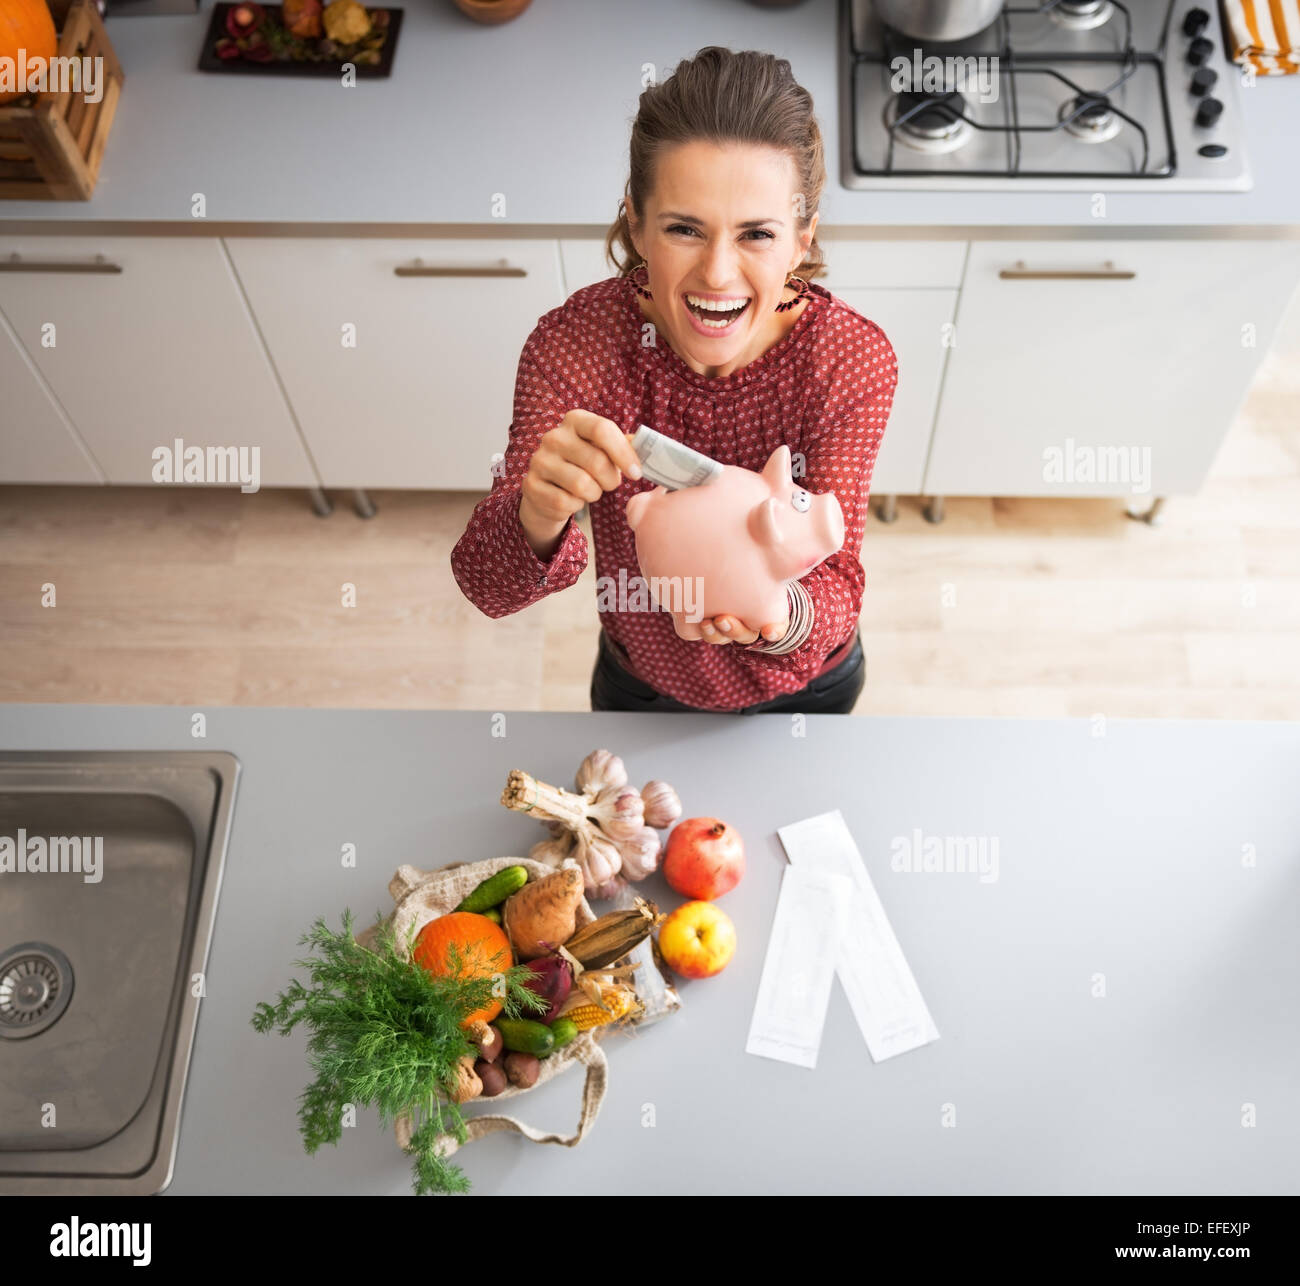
607 627 858 681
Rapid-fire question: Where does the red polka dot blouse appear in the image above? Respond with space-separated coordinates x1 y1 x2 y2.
450 273 899 712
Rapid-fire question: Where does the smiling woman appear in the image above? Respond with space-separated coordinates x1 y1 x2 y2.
449 47 899 714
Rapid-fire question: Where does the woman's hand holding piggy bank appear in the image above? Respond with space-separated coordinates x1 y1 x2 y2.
696 610 788 647
625 444 845 647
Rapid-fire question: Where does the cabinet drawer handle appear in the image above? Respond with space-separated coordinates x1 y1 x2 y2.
999 260 1135 280
1 253 122 274
394 259 527 278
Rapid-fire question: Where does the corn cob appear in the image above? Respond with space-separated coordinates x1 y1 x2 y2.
564 986 641 1031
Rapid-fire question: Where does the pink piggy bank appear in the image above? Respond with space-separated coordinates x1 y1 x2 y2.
624 444 845 640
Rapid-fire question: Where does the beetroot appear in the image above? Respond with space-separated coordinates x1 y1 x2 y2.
520 955 572 1024
225 3 266 37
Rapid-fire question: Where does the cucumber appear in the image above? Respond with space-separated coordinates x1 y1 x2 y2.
483 907 502 925
455 865 528 914
495 1018 555 1057
547 1017 578 1055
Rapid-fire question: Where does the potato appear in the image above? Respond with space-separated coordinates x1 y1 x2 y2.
476 1059 508 1098
503 1051 540 1089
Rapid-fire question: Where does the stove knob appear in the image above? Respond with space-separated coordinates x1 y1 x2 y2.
1190 67 1219 96
1195 96 1224 128
1182 7 1210 38
1188 36 1214 65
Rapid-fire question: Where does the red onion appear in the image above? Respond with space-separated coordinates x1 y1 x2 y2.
520 954 572 1024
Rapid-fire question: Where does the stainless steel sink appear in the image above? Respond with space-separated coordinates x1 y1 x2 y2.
0 751 239 1194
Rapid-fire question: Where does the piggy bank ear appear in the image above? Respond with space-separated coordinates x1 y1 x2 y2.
761 444 793 492
750 496 784 548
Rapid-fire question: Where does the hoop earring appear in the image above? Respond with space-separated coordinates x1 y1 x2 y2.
774 272 810 313
628 258 653 300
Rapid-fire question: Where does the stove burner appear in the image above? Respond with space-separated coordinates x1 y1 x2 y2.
1059 92 1123 142
1050 0 1116 31
885 90 972 154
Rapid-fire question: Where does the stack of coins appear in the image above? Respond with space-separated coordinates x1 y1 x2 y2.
745 579 814 656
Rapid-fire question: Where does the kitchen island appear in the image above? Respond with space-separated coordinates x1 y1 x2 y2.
1 704 1296 1195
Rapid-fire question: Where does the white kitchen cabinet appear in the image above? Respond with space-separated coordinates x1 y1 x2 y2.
224 239 567 491
817 238 967 290
834 288 956 495
0 308 101 483
559 239 613 295
923 240 1300 498
0 238 320 487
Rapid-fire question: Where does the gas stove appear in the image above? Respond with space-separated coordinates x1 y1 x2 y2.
840 0 1251 189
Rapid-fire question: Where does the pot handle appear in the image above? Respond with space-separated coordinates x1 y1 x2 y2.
395 1038 608 1159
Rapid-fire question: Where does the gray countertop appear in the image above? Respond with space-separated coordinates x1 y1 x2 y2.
1 703 1297 1195
0 0 1298 232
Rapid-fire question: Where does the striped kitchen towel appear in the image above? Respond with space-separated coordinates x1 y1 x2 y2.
1222 0 1300 73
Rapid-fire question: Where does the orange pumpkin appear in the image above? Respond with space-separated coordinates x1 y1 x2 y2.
0 1 59 106
412 912 513 1027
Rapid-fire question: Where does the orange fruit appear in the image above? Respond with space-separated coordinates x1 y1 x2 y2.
412 912 513 1026
0 2 59 106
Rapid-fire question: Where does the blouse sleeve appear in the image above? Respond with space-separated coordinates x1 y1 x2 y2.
731 320 899 684
449 326 590 619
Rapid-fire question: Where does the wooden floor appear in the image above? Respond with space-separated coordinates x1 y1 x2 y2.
3 294 1298 718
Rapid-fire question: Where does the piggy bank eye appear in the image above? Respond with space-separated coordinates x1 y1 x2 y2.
791 489 811 513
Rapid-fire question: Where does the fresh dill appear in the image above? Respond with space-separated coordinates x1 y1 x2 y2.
252 909 546 1195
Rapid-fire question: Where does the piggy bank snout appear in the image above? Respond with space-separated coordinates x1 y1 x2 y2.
759 489 845 576
817 491 845 552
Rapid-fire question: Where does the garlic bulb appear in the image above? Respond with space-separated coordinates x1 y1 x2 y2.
529 833 575 867
618 827 661 881
641 780 682 830
572 828 622 894
503 756 681 894
590 783 645 842
591 874 628 902
576 749 627 796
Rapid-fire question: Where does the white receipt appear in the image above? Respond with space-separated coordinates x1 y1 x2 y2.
778 809 939 1063
745 864 851 1069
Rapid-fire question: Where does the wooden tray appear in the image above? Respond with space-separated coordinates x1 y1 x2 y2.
198 4 404 78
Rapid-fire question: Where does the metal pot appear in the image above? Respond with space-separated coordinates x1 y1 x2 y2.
873 0 1004 42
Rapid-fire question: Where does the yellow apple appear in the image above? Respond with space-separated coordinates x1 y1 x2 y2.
657 901 736 979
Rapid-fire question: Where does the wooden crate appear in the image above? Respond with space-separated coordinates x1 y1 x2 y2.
0 0 124 200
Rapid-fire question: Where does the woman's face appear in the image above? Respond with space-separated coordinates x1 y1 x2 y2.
629 141 818 379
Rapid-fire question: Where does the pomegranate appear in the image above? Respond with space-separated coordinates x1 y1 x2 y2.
662 818 745 901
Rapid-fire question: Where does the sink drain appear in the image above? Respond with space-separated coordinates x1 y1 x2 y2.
0 943 74 1039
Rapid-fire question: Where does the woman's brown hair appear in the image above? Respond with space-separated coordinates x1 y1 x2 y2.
604 46 827 282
